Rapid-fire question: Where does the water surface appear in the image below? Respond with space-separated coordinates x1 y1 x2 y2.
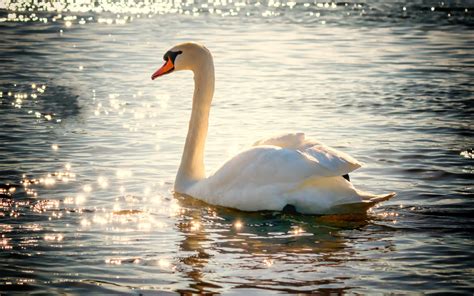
1 0 473 294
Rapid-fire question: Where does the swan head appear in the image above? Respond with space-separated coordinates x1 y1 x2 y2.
151 42 212 80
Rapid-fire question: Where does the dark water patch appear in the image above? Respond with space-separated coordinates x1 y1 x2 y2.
397 167 473 181
380 203 474 233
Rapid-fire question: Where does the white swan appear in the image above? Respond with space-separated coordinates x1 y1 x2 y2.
151 42 395 215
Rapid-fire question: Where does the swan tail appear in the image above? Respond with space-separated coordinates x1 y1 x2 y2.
287 176 396 214
359 190 396 203
329 192 396 214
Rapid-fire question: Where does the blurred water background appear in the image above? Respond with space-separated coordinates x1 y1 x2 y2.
0 0 473 294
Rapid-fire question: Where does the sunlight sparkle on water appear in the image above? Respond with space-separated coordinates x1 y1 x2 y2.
43 176 56 186
92 215 108 225
44 234 64 242
105 258 122 265
63 197 74 204
116 169 133 179
143 186 151 196
168 202 182 216
234 220 243 230
1 237 12 250
460 150 473 159
158 258 171 269
264 258 274 267
0 0 472 293
81 218 91 227
97 176 109 189
190 221 201 232
83 184 92 193
75 194 86 205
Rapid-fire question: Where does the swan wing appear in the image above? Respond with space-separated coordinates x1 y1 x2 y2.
254 132 361 176
302 140 361 176
253 132 306 149
187 145 327 210
209 146 335 186
186 145 370 212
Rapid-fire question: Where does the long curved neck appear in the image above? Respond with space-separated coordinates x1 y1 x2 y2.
175 58 215 193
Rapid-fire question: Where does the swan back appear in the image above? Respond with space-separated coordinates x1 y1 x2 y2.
254 132 361 176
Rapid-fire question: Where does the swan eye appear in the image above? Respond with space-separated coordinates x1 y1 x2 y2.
163 50 183 63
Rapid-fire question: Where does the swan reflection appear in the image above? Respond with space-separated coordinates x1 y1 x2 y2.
174 192 371 293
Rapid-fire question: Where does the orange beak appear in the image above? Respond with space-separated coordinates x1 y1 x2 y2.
151 58 174 80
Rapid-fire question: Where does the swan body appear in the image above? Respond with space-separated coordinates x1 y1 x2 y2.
151 42 395 214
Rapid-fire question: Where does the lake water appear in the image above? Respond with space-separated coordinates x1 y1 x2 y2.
1 0 473 294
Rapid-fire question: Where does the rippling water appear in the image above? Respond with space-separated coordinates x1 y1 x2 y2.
1 0 473 294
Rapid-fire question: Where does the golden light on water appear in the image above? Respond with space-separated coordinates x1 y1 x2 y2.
263 258 274 267
97 176 109 189
143 186 151 196
1 236 13 250
44 234 64 242
63 197 74 204
5 0 452 24
290 226 306 236
116 169 133 179
234 220 243 230
92 215 108 225
105 258 122 265
113 203 121 212
75 194 87 205
81 218 91 227
83 184 92 193
158 258 171 269
43 177 56 186
168 202 182 216
0 0 472 292
190 220 201 232
460 150 473 159
377 211 399 224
